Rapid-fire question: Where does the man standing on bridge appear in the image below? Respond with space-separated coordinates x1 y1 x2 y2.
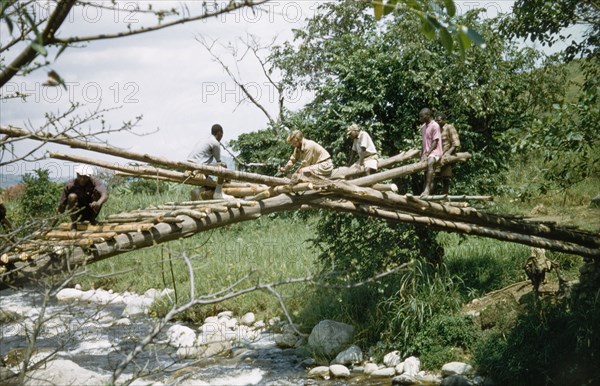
58 164 108 230
419 107 443 196
435 112 461 195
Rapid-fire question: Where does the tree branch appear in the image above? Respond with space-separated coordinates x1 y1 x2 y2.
52 1 270 45
0 0 77 87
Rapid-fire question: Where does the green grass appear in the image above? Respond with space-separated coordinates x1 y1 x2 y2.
78 202 320 323
492 152 600 232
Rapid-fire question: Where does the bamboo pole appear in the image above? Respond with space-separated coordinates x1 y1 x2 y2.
56 223 156 232
45 231 117 239
419 195 494 201
331 149 420 179
115 170 267 192
372 183 398 192
115 170 217 187
377 149 422 169
349 153 472 187
308 199 600 258
328 182 600 249
50 151 216 187
222 186 268 197
0 126 290 186
113 171 269 197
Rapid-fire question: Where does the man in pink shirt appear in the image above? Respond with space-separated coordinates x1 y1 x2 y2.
419 108 443 196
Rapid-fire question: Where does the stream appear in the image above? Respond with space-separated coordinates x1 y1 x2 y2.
0 287 387 385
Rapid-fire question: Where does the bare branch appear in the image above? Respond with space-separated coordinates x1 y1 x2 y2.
52 1 270 45
0 0 77 87
196 35 277 125
265 285 306 336
0 103 145 166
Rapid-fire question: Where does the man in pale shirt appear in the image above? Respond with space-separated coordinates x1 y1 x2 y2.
419 108 443 196
188 124 224 165
187 124 227 200
279 130 333 178
346 123 378 175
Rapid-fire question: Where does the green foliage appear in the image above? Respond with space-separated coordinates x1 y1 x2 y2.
413 314 479 369
507 93 600 200
474 294 600 386
370 0 485 59
20 169 62 219
313 213 422 280
229 129 289 176
442 233 529 296
378 261 465 357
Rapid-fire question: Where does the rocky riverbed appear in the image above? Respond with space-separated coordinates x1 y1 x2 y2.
0 286 484 385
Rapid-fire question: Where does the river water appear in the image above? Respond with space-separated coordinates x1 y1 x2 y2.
0 287 388 385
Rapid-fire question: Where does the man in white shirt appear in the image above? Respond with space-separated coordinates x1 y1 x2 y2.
346 124 378 175
187 124 227 200
188 124 224 165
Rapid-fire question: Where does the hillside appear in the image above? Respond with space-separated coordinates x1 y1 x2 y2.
0 174 22 189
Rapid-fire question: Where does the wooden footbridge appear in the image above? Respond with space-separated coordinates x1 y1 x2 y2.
1 125 599 288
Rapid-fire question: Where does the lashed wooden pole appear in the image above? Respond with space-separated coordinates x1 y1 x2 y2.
350 153 472 186
51 151 270 197
331 149 420 179
50 151 216 186
308 199 600 258
1 125 290 186
327 182 600 249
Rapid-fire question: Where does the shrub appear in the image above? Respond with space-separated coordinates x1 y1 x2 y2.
378 261 465 357
20 169 62 219
474 296 600 386
413 314 480 369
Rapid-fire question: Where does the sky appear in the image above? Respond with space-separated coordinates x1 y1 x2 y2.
1 0 520 181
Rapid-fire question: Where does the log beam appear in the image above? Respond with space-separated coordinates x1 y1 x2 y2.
308 199 600 258
2 125 289 186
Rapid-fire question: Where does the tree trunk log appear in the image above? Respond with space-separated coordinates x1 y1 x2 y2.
349 153 472 187
331 149 420 179
328 183 600 249
2 125 289 186
308 199 600 258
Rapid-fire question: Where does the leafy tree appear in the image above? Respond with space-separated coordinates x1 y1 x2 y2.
370 0 485 59
500 1 599 199
229 129 289 176
267 0 567 273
